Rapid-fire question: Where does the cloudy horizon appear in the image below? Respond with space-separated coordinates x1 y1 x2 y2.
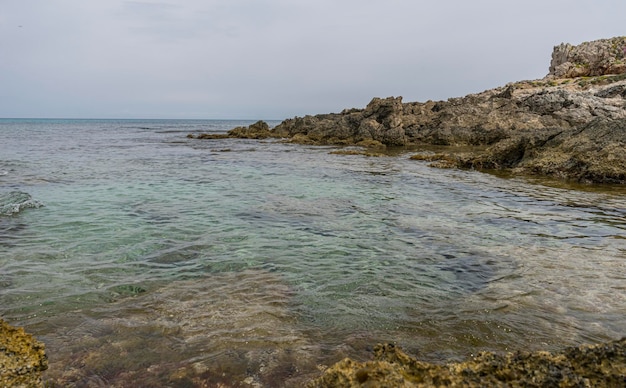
2 1 625 120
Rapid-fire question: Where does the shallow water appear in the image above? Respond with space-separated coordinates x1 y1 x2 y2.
1 119 625 386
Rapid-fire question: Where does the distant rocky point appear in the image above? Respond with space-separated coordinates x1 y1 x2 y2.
190 37 626 184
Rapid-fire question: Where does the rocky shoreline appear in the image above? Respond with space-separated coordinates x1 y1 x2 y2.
309 339 626 387
3 37 626 387
191 36 626 184
3 313 625 387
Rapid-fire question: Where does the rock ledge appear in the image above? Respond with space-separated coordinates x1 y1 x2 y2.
309 339 626 387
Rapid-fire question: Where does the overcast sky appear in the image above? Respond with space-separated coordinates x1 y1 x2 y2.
1 1 625 119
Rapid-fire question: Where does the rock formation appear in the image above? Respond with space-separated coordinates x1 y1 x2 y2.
309 340 626 387
548 36 626 78
0 319 48 388
191 37 626 184
271 79 626 147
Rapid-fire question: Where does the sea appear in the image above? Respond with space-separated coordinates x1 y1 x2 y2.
1 118 625 386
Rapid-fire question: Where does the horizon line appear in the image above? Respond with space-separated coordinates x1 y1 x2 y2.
0 117 284 121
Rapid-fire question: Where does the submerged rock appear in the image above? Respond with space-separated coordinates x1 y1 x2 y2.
0 319 48 388
41 270 320 387
309 339 626 387
0 191 43 216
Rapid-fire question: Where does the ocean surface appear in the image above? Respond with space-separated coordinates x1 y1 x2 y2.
1 118 625 386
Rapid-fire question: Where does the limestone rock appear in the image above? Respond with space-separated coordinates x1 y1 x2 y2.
517 118 626 183
548 36 626 79
0 319 48 388
271 75 626 148
309 339 626 387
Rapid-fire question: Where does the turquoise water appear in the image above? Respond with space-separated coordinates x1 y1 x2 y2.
1 119 625 386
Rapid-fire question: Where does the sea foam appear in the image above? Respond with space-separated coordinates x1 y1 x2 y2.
0 191 43 216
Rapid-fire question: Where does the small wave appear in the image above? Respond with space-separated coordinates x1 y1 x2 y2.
0 191 44 216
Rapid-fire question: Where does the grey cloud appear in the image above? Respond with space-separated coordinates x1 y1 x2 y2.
1 0 625 119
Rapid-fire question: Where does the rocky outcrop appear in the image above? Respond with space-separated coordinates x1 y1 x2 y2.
187 121 273 140
455 118 626 184
0 319 48 388
190 37 626 183
309 339 626 387
227 120 274 139
548 36 626 78
270 75 626 148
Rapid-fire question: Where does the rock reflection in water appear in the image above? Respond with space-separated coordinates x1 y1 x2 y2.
42 270 321 387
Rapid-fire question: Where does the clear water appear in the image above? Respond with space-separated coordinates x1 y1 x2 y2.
1 119 625 386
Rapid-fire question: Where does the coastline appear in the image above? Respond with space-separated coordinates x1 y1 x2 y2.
190 37 626 184
3 37 625 387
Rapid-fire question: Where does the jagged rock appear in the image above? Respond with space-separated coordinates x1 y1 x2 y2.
427 117 626 184
308 339 626 387
271 75 626 149
548 36 626 78
0 319 48 388
517 118 626 183
227 120 275 139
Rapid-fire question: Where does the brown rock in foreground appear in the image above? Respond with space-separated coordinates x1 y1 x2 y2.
0 318 48 388
309 339 626 388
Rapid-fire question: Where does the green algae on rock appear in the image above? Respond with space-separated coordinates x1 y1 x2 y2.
309 339 626 387
459 118 626 184
0 318 48 388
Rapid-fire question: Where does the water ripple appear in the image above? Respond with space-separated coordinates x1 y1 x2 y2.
0 119 625 386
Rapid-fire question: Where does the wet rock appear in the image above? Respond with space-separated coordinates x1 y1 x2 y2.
518 118 626 183
190 133 229 139
0 318 48 388
0 191 43 216
455 118 626 184
190 121 277 140
308 339 626 387
228 120 276 139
